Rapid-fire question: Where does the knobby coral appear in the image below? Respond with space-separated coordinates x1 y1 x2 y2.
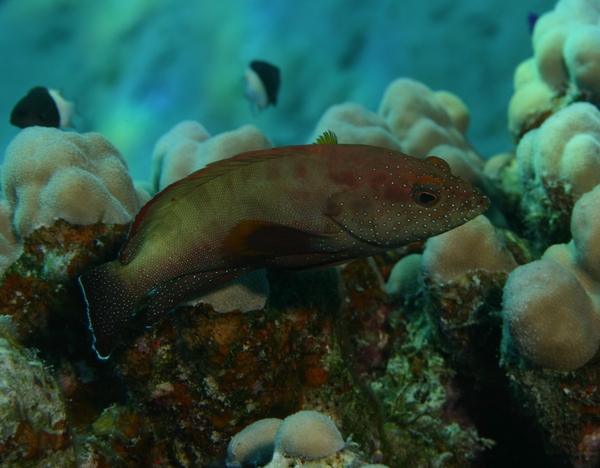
509 0 600 137
2 127 146 236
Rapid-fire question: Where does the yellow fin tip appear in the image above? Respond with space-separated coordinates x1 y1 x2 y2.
314 130 338 145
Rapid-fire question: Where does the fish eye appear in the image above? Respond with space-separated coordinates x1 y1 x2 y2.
411 176 443 207
413 190 440 207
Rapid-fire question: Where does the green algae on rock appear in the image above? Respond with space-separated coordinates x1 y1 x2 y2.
0 215 395 466
0 316 74 466
501 339 600 467
110 267 387 466
372 312 495 466
337 254 496 467
0 219 129 352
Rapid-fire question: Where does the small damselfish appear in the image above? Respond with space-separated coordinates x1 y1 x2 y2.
79 132 490 359
243 60 280 112
10 86 75 129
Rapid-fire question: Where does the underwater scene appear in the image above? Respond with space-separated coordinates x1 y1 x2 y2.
4 0 600 466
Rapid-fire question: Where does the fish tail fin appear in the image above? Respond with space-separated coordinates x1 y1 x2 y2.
78 260 142 359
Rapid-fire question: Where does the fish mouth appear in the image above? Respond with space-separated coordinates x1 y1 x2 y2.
459 191 491 221
473 191 491 210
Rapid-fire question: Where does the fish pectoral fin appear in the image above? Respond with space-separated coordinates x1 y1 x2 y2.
225 220 332 259
291 257 351 271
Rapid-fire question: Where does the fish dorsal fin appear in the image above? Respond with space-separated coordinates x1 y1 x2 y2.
314 130 338 145
119 147 301 265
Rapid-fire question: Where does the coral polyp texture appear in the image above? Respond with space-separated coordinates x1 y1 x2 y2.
2 127 146 236
419 214 524 385
227 410 392 468
226 418 282 468
378 79 486 188
517 102 600 198
515 102 600 244
151 122 273 191
502 259 600 371
272 410 345 459
310 78 487 189
509 0 600 137
310 102 404 150
422 215 518 284
494 168 600 465
503 184 600 372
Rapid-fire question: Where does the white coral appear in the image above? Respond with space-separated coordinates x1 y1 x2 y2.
2 127 145 236
509 0 600 134
151 122 273 192
516 102 600 197
502 184 600 371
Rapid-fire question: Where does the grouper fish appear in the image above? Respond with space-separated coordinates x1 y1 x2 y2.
79 132 490 359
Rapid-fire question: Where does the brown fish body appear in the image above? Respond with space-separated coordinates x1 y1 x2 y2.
79 143 489 358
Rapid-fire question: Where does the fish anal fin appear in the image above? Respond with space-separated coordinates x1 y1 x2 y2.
146 268 251 325
225 220 331 259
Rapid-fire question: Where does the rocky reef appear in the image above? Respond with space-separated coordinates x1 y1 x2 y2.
4 0 600 467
